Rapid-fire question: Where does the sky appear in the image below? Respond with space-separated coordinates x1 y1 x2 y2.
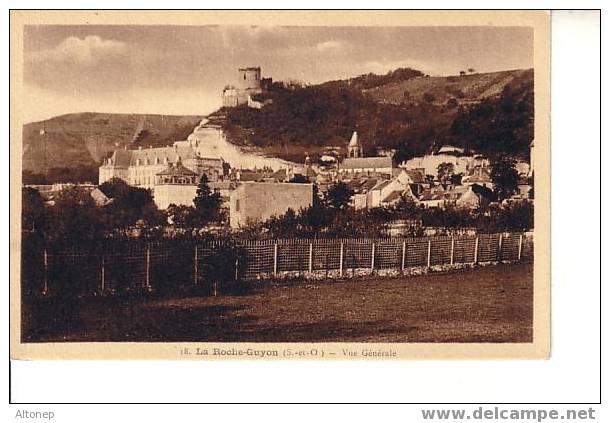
22 25 533 123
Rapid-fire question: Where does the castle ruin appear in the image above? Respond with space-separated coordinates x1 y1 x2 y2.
222 66 271 108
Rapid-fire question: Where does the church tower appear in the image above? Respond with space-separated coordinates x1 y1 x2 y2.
347 131 363 158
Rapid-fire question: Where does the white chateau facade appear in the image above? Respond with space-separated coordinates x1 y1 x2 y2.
99 138 225 209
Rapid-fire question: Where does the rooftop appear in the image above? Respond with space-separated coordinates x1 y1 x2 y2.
156 162 199 177
105 145 223 167
339 156 393 170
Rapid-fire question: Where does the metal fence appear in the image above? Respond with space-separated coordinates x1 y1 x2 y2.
21 232 533 297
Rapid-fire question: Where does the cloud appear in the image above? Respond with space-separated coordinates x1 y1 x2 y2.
27 35 128 65
21 83 222 124
217 26 293 51
315 40 343 52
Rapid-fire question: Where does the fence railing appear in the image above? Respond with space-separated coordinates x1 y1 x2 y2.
21 232 533 298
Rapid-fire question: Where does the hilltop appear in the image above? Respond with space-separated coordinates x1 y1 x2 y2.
362 69 533 106
22 113 202 183
219 68 534 163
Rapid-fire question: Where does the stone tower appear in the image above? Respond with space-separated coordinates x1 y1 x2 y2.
347 131 363 158
237 67 262 91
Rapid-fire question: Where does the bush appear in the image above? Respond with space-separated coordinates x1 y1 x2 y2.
201 238 247 295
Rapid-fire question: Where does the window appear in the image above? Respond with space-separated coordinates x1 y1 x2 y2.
235 199 240 212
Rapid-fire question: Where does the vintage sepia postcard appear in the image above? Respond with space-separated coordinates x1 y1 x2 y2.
10 10 550 360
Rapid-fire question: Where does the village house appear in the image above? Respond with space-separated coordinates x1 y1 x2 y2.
346 176 382 209
400 152 470 175
456 184 495 209
418 183 495 210
418 191 447 208
366 174 419 209
229 182 314 228
344 169 422 210
514 177 533 199
461 166 494 190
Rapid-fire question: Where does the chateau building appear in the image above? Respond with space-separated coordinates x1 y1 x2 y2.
152 161 199 210
99 144 224 189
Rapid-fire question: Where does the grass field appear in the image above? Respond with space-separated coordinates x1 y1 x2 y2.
23 263 533 343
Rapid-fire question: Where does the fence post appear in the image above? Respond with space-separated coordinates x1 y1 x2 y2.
100 255 105 294
426 239 432 268
145 244 151 291
193 244 198 285
339 242 344 277
42 248 48 296
401 241 406 271
273 242 278 276
518 234 523 261
450 236 455 265
498 234 503 262
308 242 313 274
473 237 479 264
371 242 375 271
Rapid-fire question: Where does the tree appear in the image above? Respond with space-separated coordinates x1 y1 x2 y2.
446 98 459 109
450 173 463 186
22 187 46 232
165 204 196 227
392 196 420 219
459 70 466 76
468 68 476 74
423 92 435 103
192 174 222 225
491 155 520 200
46 187 106 240
449 81 533 159
324 181 354 211
289 174 309 183
99 177 160 231
437 162 455 185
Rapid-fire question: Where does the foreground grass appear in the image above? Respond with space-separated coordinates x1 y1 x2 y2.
23 263 533 343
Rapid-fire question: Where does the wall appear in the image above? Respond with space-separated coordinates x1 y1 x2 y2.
230 182 314 228
222 88 249 107
98 165 128 185
153 184 197 210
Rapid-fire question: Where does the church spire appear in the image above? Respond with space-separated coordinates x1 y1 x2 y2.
347 131 362 158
